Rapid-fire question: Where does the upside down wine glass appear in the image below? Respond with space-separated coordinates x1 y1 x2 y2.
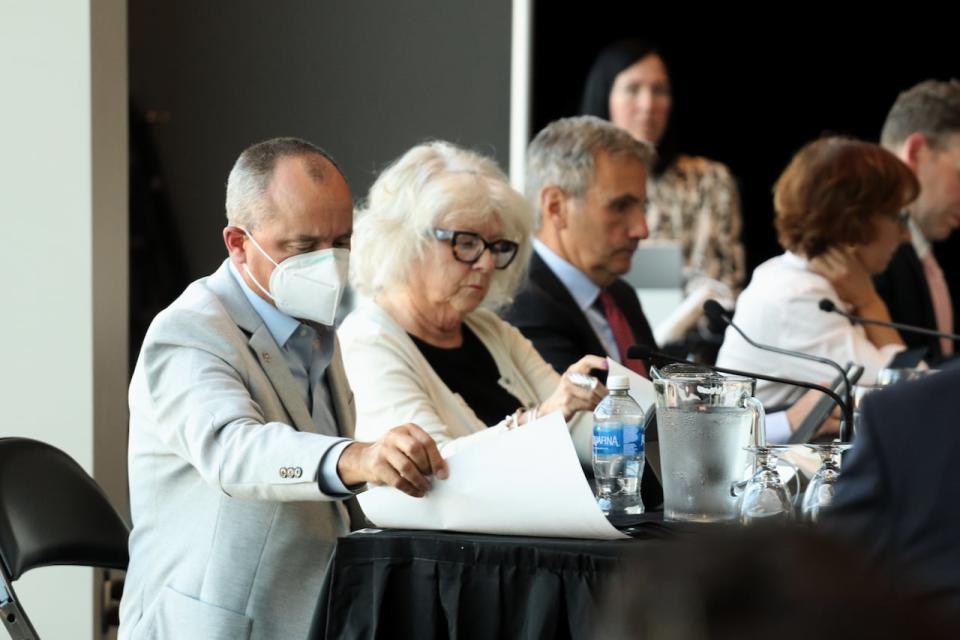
801 442 850 522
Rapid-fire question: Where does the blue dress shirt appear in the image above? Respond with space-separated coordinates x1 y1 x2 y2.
228 261 352 494
533 239 620 360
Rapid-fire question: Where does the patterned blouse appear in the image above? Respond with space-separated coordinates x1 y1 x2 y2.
646 154 746 293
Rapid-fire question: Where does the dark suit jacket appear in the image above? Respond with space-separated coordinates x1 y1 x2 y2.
822 364 960 613
502 252 657 375
502 251 662 509
875 243 942 362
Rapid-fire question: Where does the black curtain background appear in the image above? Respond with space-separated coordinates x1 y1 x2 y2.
531 10 959 316
129 104 191 376
128 11 960 369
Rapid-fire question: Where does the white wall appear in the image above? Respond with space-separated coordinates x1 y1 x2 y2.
509 0 532 192
0 1 128 638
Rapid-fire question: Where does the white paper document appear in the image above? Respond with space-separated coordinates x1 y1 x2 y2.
607 357 656 412
357 412 628 539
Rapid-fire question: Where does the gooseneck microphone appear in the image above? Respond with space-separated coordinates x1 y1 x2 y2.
819 298 960 343
627 344 851 443
703 299 854 440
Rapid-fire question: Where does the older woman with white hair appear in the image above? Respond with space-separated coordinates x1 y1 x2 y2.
339 141 607 459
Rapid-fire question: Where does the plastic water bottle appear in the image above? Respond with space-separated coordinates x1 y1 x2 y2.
592 375 645 516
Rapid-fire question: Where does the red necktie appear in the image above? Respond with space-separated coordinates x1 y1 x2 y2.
598 289 649 377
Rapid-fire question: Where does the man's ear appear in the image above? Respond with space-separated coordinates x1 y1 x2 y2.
540 186 571 230
223 226 248 265
899 131 930 172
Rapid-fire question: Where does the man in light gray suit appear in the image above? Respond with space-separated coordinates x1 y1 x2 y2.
120 138 448 639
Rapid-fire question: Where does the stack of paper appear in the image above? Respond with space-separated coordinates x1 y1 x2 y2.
357 412 628 540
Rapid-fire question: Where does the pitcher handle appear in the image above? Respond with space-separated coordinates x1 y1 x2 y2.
741 395 766 448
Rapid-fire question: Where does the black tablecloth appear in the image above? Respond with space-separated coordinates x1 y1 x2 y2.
308 515 705 640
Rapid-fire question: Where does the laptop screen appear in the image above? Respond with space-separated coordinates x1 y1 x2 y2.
623 242 684 289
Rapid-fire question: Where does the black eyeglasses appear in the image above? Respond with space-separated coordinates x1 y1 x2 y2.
432 228 520 269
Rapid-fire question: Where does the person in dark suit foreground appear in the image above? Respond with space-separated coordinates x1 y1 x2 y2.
821 364 960 615
596 527 956 639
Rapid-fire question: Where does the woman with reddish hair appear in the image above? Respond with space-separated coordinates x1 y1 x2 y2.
717 137 920 407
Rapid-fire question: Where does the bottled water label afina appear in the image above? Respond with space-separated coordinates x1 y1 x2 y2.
592 375 645 516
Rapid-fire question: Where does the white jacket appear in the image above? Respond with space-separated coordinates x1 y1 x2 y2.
717 252 905 407
338 298 593 463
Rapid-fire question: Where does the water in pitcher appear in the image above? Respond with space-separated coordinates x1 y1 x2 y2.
658 406 752 522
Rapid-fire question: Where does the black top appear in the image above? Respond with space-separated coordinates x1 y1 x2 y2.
874 242 943 363
409 325 522 426
307 520 687 640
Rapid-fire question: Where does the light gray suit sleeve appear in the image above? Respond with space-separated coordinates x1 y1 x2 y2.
132 307 350 502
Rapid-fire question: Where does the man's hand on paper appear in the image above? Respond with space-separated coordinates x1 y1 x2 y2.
356 413 629 539
338 423 448 497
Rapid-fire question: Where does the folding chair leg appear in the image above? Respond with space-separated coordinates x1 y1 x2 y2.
0 570 39 640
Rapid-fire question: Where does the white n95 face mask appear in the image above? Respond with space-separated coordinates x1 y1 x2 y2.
241 228 349 326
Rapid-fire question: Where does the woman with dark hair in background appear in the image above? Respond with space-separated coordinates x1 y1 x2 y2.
581 39 746 299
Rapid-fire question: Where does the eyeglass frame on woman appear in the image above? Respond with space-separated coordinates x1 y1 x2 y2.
432 228 520 269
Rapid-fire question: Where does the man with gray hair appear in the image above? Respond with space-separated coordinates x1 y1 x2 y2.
120 137 447 639
874 79 960 362
501 116 663 507
503 115 657 378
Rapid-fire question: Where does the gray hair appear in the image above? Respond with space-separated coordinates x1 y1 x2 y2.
526 115 655 231
880 79 960 151
225 137 342 229
351 141 533 309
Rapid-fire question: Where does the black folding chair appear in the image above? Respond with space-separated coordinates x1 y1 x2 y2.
0 438 130 640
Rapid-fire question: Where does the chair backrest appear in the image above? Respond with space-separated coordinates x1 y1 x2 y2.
0 438 129 581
